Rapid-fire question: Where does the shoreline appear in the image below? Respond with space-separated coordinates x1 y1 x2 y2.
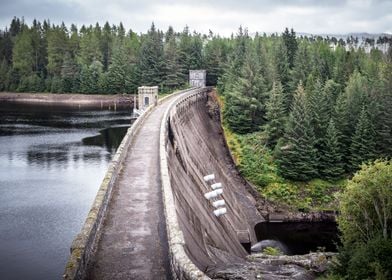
0 92 135 109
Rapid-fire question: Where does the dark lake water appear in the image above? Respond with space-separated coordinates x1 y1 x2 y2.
0 103 131 280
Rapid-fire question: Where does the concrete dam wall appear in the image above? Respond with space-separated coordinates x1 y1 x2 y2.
162 89 264 275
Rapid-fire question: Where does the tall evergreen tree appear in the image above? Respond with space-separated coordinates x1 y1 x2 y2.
290 42 311 94
265 81 286 147
105 44 131 93
79 60 103 93
204 36 228 86
138 23 164 86
78 25 103 67
282 27 298 69
12 27 34 76
276 83 318 181
47 25 68 76
273 40 290 109
223 46 267 134
320 119 345 178
345 71 370 132
61 51 78 92
369 56 392 158
163 26 182 89
350 107 375 171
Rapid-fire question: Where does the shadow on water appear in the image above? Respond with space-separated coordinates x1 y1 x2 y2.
82 125 129 153
253 222 340 255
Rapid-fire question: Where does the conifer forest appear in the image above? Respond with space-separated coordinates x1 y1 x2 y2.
1 16 392 279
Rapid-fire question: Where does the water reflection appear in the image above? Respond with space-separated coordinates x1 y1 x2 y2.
83 126 129 153
0 102 130 280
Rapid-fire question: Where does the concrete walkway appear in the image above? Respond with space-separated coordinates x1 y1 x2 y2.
86 98 174 280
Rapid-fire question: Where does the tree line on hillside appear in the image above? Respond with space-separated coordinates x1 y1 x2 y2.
219 27 392 180
0 17 214 93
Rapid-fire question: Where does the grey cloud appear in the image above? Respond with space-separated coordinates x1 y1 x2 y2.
0 0 390 34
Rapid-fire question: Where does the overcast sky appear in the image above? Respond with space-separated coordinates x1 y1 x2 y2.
0 0 391 35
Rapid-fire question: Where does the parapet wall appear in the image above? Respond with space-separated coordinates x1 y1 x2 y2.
63 88 193 280
160 89 263 279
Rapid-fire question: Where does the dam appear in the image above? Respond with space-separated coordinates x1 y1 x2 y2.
64 86 334 279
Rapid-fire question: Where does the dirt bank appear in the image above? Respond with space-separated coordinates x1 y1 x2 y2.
0 92 135 109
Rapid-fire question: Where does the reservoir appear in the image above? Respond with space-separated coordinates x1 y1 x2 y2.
0 102 131 280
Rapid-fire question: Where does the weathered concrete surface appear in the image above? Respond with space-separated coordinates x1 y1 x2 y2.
164 90 264 275
85 93 180 280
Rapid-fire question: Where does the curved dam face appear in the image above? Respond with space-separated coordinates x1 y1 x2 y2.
165 90 264 272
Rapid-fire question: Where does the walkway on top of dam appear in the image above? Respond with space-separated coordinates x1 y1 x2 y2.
86 95 175 280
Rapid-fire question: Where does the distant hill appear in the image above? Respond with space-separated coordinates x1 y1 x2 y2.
296 32 392 39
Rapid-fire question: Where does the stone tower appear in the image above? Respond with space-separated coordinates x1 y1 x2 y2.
138 86 158 110
189 70 206 87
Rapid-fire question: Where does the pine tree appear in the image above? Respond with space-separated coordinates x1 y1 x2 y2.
61 51 78 92
163 26 182 89
282 27 298 69
189 34 203 70
0 59 9 90
320 119 344 179
105 44 130 93
290 42 311 94
276 83 318 181
265 81 286 147
345 71 370 133
204 36 227 86
138 23 164 86
101 22 113 71
333 92 351 171
224 46 267 133
12 27 34 76
371 60 392 157
78 25 103 67
79 60 103 93
273 40 290 110
47 25 68 76
350 107 375 171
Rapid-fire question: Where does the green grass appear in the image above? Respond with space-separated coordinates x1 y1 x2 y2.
224 129 347 211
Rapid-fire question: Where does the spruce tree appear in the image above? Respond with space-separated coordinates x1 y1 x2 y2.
371 60 392 157
273 40 291 110
61 51 78 92
204 36 227 86
333 92 351 171
78 25 103 67
265 81 286 147
290 42 311 94
320 119 344 179
79 60 103 93
138 23 164 86
345 71 370 133
350 107 375 171
276 83 318 181
223 46 267 134
12 27 34 76
163 26 182 89
0 59 9 90
106 44 130 93
282 27 298 69
47 25 68 76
